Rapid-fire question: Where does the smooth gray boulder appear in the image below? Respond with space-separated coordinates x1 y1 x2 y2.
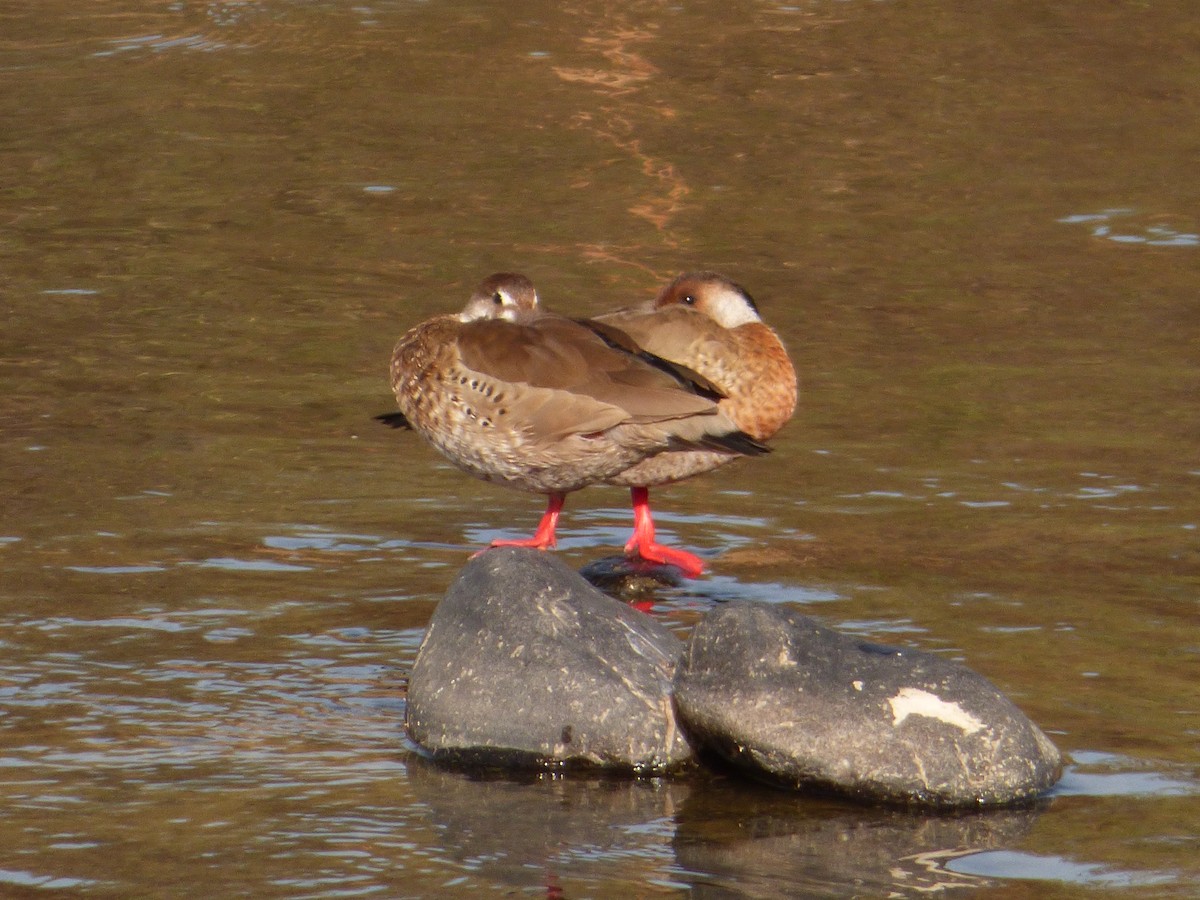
673 602 1062 807
406 547 693 774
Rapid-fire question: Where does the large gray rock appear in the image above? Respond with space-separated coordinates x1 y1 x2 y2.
406 547 693 774
674 602 1062 807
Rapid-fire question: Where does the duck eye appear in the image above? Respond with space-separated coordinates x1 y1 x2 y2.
682 294 696 305
492 292 504 305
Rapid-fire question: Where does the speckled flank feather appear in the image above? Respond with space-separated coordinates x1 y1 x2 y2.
386 273 765 497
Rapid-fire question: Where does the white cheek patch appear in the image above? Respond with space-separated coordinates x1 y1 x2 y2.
888 687 986 735
708 288 762 328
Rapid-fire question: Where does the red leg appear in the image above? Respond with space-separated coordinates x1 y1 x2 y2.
489 492 565 551
623 486 706 577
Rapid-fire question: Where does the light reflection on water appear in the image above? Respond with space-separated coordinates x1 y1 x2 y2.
94 32 241 57
1055 752 1199 799
1059 209 1200 248
947 849 1179 889
0 869 101 891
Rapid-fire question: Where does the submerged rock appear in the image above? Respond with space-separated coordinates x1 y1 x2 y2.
673 601 1062 807
406 547 692 774
578 554 686 601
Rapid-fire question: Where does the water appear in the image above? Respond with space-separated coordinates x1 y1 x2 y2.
2 0 1198 896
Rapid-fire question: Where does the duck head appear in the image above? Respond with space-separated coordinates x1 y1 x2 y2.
460 272 540 323
654 271 762 329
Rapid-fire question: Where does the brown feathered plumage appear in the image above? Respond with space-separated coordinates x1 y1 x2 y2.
591 272 798 574
384 273 767 554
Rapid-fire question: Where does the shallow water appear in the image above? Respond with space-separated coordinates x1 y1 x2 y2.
2 0 1198 896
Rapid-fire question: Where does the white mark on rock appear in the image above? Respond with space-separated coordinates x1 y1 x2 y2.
888 687 985 735
852 680 864 692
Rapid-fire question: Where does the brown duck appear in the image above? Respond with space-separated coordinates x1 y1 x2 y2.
379 273 769 553
593 272 798 576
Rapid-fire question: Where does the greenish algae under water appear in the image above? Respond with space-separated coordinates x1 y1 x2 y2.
1 1 1197 896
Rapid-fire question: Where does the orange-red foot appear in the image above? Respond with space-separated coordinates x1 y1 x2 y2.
482 492 565 554
624 540 706 578
623 486 706 578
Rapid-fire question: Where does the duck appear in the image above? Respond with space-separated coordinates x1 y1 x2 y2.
592 271 798 576
378 273 770 554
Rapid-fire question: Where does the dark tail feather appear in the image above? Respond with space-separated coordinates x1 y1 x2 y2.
708 430 772 456
374 411 412 430
677 429 771 457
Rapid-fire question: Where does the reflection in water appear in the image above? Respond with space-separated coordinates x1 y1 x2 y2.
1055 752 1199 799
1058 209 1200 247
94 32 241 57
947 849 1177 890
407 759 1043 897
0 869 100 891
670 780 1039 897
407 757 688 893
549 11 691 236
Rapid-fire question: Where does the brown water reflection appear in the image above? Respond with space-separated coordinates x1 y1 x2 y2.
2 0 1198 896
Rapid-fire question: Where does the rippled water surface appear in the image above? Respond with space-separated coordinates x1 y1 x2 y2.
2 1 1198 896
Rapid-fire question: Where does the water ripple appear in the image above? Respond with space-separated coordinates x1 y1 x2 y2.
947 849 1178 888
1059 209 1199 247
93 32 240 57
1055 751 1199 798
0 868 101 890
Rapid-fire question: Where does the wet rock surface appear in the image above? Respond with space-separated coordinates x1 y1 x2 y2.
673 601 1062 807
578 554 686 600
406 547 693 774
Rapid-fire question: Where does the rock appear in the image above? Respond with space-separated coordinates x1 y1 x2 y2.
673 601 1062 807
406 547 693 774
579 554 685 600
